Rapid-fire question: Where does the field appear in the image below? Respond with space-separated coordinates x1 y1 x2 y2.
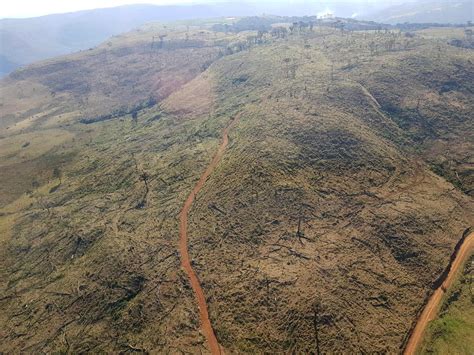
0 17 473 353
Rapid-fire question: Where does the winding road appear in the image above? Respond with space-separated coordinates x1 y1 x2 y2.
179 117 238 355
403 231 474 355
177 111 472 355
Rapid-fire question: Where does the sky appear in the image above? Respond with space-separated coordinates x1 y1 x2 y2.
0 0 414 19
0 0 213 18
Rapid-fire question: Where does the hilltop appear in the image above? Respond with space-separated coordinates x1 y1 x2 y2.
0 17 473 353
4 0 465 77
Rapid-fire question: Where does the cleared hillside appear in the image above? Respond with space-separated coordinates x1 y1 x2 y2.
0 20 473 353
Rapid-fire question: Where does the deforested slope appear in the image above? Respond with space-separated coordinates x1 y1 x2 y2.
180 33 473 352
0 21 472 353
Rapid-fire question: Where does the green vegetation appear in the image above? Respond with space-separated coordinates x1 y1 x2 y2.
419 255 474 354
0 17 473 353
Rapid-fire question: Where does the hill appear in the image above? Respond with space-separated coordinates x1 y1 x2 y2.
0 18 473 353
0 3 257 77
362 0 473 24
0 0 397 77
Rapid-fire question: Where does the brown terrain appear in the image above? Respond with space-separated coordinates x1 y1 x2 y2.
0 20 473 353
179 116 239 354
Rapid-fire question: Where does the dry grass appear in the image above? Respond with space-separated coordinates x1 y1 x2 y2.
0 21 473 353
180 34 473 352
162 71 216 118
0 129 73 166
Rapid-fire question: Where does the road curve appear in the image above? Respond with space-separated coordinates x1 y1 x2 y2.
179 116 238 355
403 231 474 355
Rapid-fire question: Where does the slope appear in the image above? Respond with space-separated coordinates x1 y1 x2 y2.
177 27 473 352
0 20 473 353
0 3 256 76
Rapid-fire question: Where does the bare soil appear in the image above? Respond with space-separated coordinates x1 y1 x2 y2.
179 116 238 354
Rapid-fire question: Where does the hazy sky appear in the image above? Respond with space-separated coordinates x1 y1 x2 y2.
0 0 211 18
1 0 407 19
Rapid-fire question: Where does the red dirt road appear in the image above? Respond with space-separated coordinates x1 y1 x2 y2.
403 232 474 355
179 117 238 355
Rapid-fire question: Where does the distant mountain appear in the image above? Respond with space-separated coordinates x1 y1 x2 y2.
2 0 468 77
0 1 392 77
0 3 257 76
361 0 473 24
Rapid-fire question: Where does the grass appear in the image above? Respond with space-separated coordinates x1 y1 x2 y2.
0 129 73 166
419 255 474 354
0 19 473 353
0 96 230 352
180 27 473 352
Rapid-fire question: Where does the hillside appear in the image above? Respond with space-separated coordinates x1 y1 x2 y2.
363 0 473 24
0 19 473 353
0 0 389 77
4 0 464 77
0 3 256 77
0 0 410 77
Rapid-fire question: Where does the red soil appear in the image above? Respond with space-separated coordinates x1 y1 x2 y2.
179 117 238 354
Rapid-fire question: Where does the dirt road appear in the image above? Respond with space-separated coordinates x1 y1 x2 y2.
403 231 474 355
179 117 238 355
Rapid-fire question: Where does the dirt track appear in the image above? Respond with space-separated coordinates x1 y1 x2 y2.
403 231 474 355
179 117 238 355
